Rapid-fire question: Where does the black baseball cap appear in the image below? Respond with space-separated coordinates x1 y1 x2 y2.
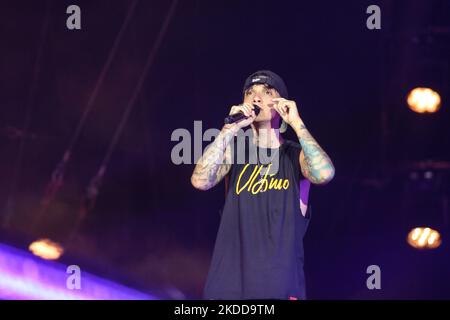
242 70 289 132
242 70 288 98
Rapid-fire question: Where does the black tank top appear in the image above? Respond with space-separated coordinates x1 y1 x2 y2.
204 135 311 300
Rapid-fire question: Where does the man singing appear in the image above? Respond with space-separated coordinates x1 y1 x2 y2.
191 70 335 300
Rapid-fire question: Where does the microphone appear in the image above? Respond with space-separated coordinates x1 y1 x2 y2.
224 105 261 125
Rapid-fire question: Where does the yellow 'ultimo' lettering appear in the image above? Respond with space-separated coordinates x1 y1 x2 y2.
236 164 289 195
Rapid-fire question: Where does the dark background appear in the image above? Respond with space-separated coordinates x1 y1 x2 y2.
1 0 449 299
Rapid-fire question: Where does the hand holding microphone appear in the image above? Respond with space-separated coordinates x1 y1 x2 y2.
224 103 260 128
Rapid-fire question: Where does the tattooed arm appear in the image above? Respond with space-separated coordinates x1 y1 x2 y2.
272 98 335 185
191 103 258 190
293 121 335 185
190 125 237 191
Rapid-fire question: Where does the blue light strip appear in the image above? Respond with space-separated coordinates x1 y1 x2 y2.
0 243 158 300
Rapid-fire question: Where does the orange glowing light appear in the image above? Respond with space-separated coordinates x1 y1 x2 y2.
29 238 64 260
407 227 441 249
407 87 441 113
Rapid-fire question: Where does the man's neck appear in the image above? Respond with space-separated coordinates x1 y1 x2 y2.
251 121 284 148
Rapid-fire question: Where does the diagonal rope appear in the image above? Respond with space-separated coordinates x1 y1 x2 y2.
32 0 140 231
66 0 179 245
2 0 51 228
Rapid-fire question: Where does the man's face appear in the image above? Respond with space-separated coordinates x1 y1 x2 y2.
243 83 281 123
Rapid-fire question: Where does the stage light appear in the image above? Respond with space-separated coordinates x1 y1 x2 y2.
407 87 441 113
407 227 441 249
28 238 64 260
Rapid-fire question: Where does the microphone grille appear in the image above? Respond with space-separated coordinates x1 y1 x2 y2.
253 105 261 116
